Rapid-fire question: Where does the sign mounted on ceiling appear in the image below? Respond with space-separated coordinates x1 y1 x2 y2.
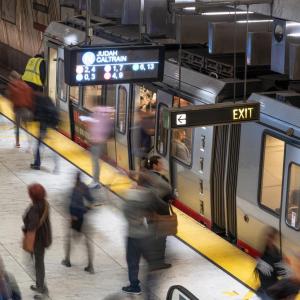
64 44 165 86
169 101 260 129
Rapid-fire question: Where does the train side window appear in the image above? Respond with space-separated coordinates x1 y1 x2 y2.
57 59 67 102
83 85 102 111
117 86 127 134
260 135 284 214
157 104 168 156
172 128 193 165
286 164 300 230
70 86 79 105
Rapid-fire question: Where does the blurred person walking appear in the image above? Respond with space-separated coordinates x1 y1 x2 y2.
140 156 173 270
79 106 114 189
30 93 59 172
22 183 52 300
255 227 285 300
61 172 95 274
6 71 33 148
122 187 156 295
0 256 22 300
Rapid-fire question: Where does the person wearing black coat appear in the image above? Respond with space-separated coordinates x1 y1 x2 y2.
22 183 52 299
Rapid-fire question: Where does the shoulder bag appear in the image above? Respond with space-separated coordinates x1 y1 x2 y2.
154 205 178 236
22 203 49 253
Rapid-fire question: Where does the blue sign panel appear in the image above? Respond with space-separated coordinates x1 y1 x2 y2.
64 44 165 86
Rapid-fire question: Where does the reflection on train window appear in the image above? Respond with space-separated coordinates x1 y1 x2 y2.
70 86 79 105
58 59 67 102
260 135 284 214
138 86 157 114
173 96 191 108
172 128 192 165
286 164 300 230
117 86 127 133
157 104 168 156
83 85 102 111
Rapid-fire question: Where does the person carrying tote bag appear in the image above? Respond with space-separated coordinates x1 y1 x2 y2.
22 183 52 299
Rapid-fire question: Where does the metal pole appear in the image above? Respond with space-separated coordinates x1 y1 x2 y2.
233 4 237 102
139 0 145 41
223 125 231 238
178 14 182 94
243 5 249 101
85 0 92 45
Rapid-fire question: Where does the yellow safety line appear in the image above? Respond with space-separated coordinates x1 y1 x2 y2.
0 96 258 293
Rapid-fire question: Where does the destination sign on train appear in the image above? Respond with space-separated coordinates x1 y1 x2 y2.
64 45 165 86
169 102 260 129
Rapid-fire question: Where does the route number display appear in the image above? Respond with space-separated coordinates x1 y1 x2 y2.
64 45 165 86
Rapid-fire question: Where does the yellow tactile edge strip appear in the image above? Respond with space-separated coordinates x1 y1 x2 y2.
0 96 258 291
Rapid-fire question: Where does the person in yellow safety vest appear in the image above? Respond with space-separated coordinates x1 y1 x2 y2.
22 54 46 92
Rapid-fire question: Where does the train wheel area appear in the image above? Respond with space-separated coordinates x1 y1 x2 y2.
0 95 260 294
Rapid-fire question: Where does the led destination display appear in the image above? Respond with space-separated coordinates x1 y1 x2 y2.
64 45 165 86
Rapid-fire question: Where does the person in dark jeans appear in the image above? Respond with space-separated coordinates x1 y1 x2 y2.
61 172 95 274
22 183 52 300
30 93 59 171
122 188 156 295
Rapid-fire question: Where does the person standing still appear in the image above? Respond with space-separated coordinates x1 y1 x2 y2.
6 71 33 148
22 183 52 300
80 106 114 189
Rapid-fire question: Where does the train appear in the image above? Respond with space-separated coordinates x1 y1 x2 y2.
2 1 300 257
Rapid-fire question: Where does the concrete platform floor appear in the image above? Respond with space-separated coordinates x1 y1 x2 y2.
0 115 255 300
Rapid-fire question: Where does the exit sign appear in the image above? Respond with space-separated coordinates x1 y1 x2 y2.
169 102 260 129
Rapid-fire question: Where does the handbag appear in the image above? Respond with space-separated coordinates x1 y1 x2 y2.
22 203 49 253
154 205 178 236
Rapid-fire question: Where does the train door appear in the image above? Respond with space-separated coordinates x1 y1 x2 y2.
115 84 131 171
130 84 158 171
46 43 71 137
281 143 300 253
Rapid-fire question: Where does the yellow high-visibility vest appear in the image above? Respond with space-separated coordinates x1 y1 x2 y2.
22 57 44 87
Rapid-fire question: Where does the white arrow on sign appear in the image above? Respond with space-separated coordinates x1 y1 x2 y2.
176 114 186 126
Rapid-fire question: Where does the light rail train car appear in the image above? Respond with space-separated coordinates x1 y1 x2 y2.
43 16 291 254
237 92 300 255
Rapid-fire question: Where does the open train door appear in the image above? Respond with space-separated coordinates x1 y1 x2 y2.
280 143 300 254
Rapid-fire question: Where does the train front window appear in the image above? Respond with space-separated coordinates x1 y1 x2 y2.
286 164 300 230
57 59 67 102
70 86 79 105
83 86 102 111
260 135 284 214
117 86 127 134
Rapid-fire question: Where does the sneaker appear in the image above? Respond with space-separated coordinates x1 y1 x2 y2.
88 182 101 189
30 285 48 294
84 265 95 274
30 164 40 170
122 285 142 295
61 259 71 267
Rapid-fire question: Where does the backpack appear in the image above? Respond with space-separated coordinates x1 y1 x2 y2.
35 95 59 128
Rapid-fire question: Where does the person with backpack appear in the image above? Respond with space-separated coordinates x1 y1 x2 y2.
6 71 33 148
22 183 52 300
61 172 95 274
30 92 59 171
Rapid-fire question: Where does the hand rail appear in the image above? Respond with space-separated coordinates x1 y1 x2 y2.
166 285 199 300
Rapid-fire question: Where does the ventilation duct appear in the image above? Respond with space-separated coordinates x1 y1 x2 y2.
247 32 272 65
96 0 124 19
271 19 300 75
208 21 271 54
